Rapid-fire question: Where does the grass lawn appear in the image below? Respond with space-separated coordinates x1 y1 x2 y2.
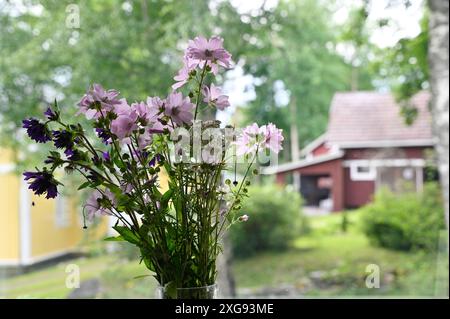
1 210 447 298
234 210 447 297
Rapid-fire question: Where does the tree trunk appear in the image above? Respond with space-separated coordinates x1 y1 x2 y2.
290 97 300 162
428 0 449 232
290 97 301 190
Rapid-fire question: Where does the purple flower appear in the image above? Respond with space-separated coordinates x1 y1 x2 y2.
77 84 122 120
95 128 111 145
23 171 58 199
44 107 58 121
164 92 194 126
84 189 115 221
186 36 232 68
149 154 163 167
64 148 74 158
52 130 73 150
22 118 51 143
102 151 110 161
202 84 230 110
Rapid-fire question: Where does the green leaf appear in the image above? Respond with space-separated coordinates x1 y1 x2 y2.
77 181 91 190
140 248 155 272
104 235 124 242
113 225 140 245
160 189 173 208
133 274 152 280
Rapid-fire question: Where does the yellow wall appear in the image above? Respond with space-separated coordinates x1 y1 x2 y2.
30 195 84 258
0 147 109 264
0 148 20 262
0 148 14 163
1 146 165 264
0 174 20 261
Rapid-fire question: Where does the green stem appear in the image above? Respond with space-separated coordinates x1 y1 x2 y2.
194 64 208 120
217 149 258 238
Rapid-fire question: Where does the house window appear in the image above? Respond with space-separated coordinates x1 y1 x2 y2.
55 196 70 228
350 164 376 181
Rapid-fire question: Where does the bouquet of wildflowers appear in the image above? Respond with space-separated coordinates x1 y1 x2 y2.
22 36 283 298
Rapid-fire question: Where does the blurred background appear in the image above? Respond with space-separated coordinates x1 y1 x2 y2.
0 0 448 298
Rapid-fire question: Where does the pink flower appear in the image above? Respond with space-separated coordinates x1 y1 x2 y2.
113 98 132 115
147 96 164 110
235 123 261 156
145 96 168 133
164 92 194 126
186 36 232 68
202 84 230 110
77 84 121 120
131 100 161 126
110 101 138 142
235 123 284 156
260 123 284 154
84 189 115 221
136 129 153 150
120 182 134 194
172 65 190 90
172 56 197 90
131 101 150 121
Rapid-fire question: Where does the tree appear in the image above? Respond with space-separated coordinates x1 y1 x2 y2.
372 0 448 231
428 0 449 231
340 0 372 92
372 7 429 124
235 0 373 161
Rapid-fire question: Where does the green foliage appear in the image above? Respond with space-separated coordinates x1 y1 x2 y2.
230 185 306 258
238 0 364 152
0 0 240 163
0 0 377 166
361 182 445 251
372 8 429 123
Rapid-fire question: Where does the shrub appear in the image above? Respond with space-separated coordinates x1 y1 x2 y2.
230 184 306 258
361 182 445 251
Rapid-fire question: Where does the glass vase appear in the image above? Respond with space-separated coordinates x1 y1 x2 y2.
155 284 218 299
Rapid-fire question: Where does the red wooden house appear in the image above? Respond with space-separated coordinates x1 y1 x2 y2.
265 91 434 212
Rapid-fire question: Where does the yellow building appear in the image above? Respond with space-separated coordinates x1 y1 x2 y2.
0 148 107 267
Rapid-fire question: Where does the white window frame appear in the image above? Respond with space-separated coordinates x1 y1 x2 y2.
350 163 376 181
